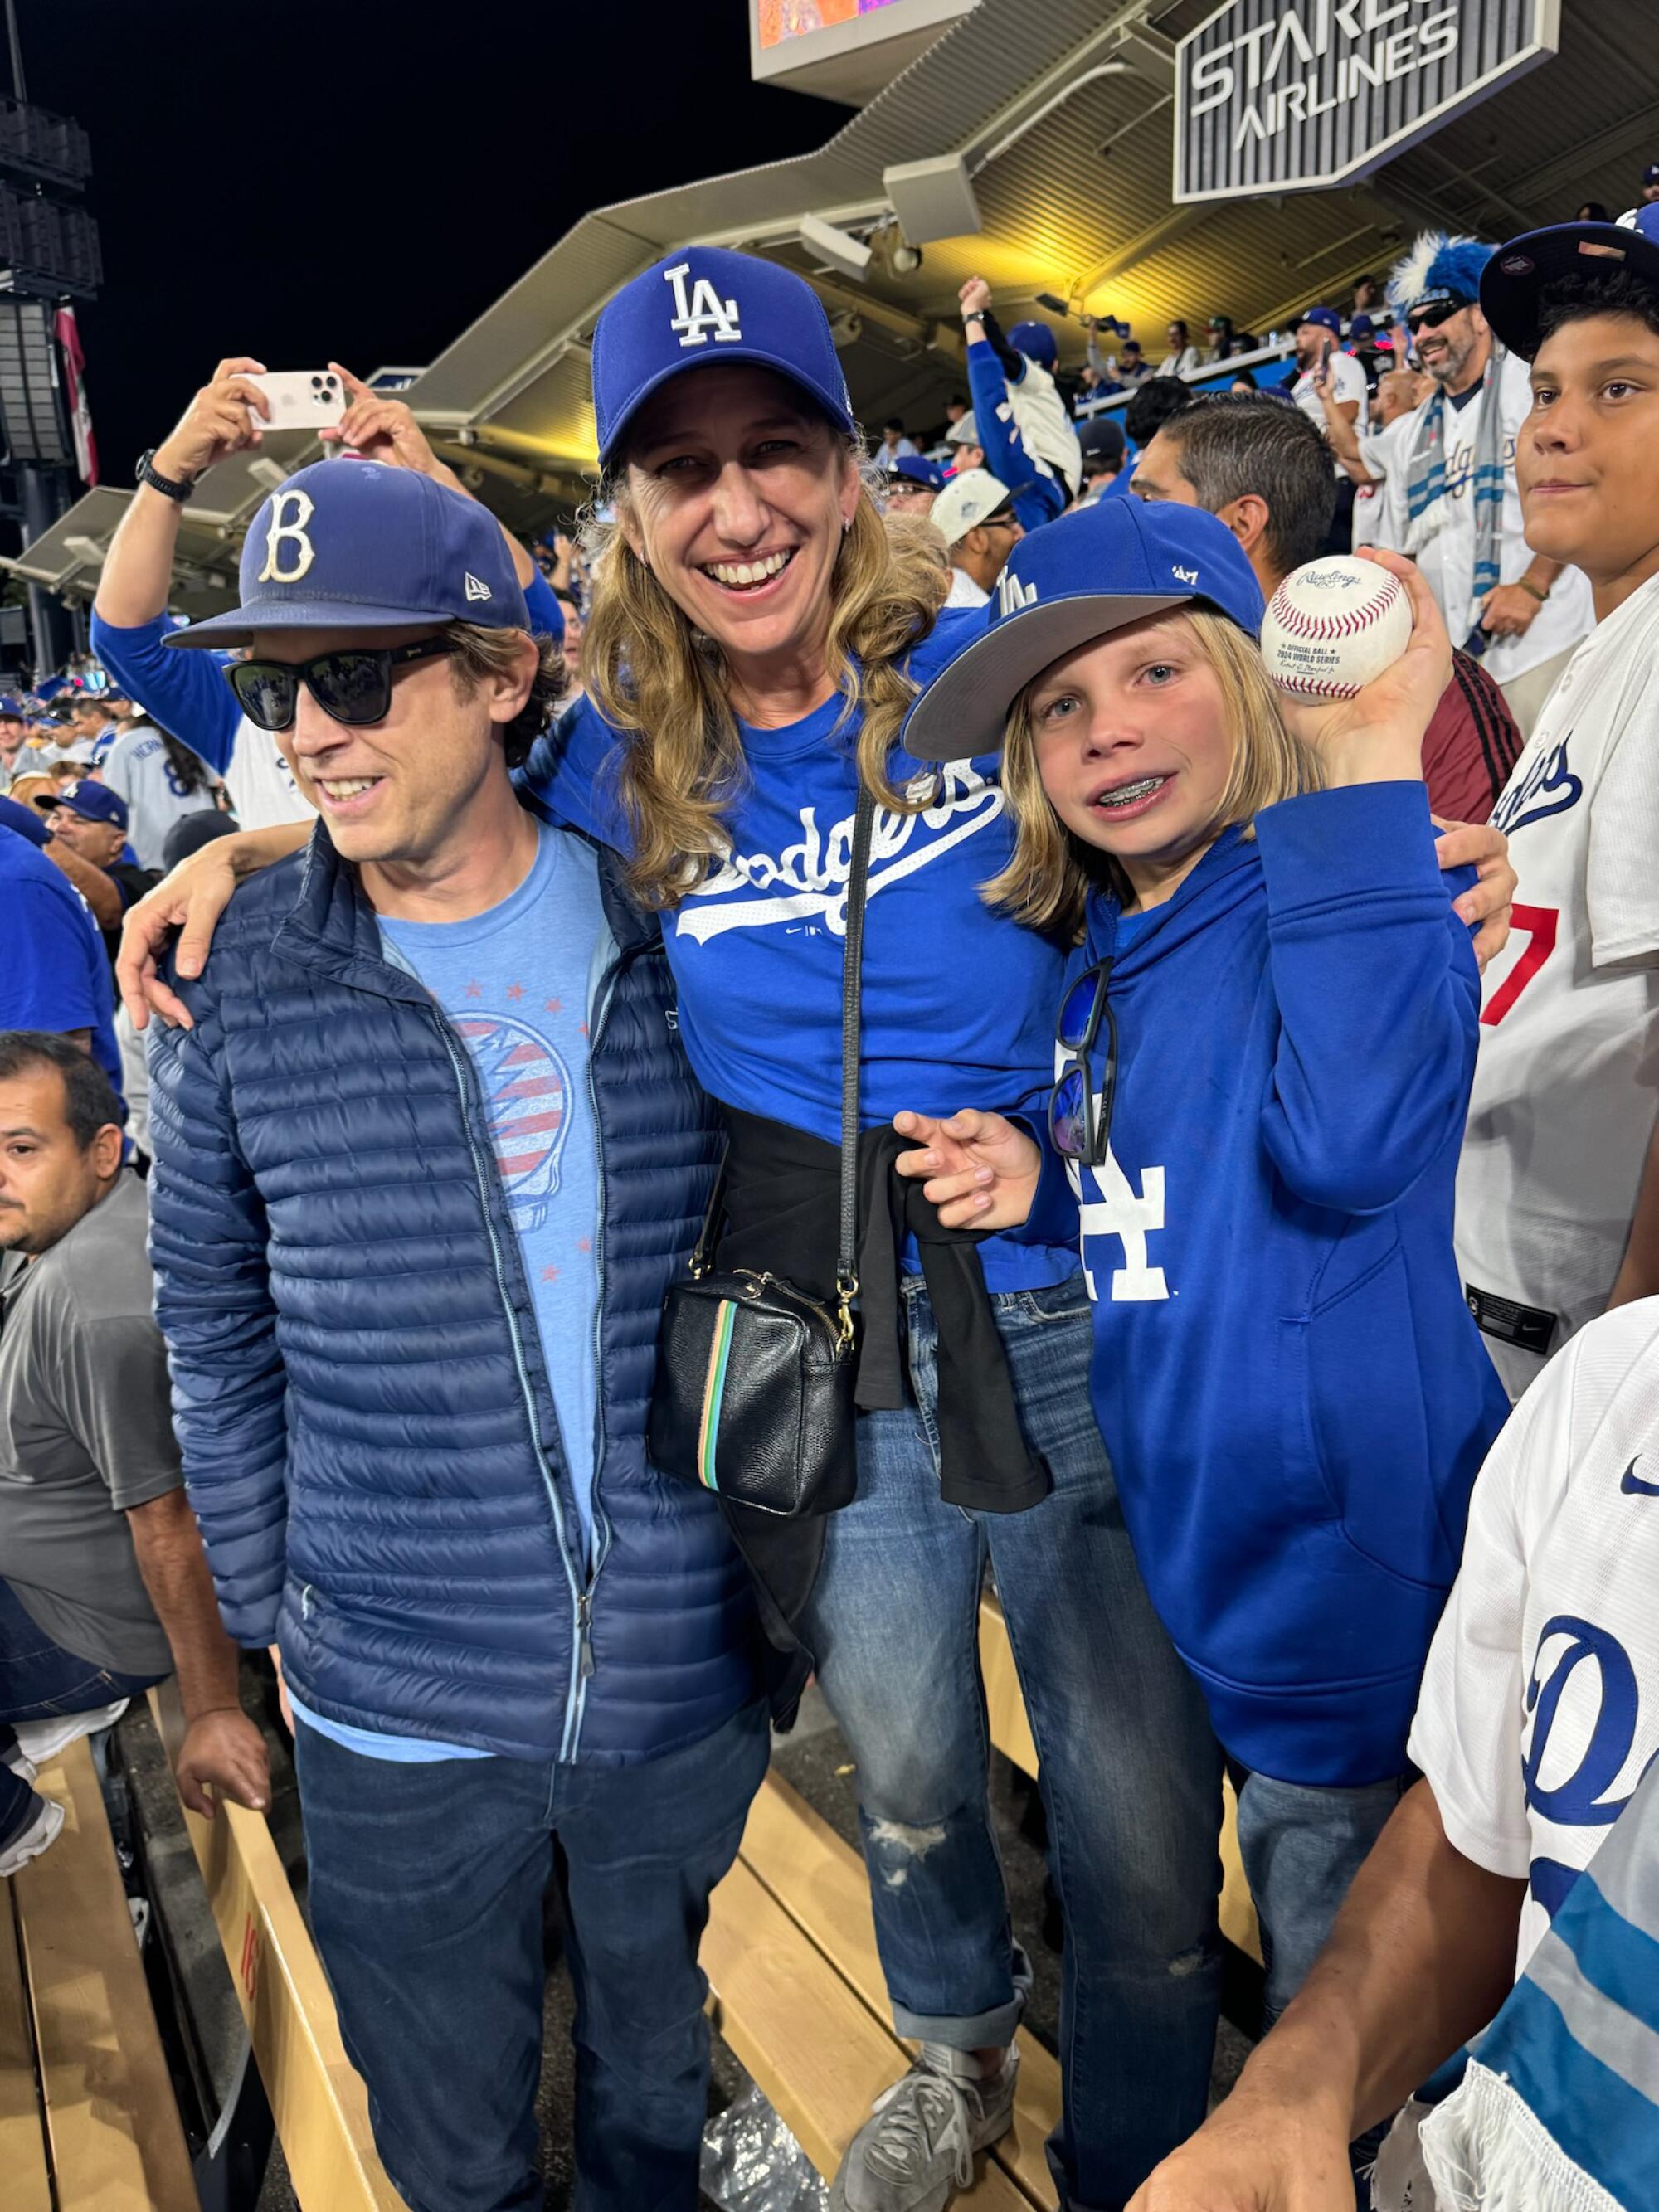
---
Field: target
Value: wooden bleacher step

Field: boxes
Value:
[0,1883,51,2212]
[12,1735,197,2209]
[146,1683,404,2212]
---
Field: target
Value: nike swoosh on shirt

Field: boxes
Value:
[1621,1458,1659,1497]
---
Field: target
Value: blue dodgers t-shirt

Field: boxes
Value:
[528,619,1075,1293]
[0,826,124,1105]
[288,821,606,1767]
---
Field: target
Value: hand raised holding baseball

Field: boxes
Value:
[1269,550,1449,790]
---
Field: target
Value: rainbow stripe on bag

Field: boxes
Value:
[697,1300,738,1490]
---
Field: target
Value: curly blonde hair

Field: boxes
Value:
[581,435,942,911]
[982,608,1322,938]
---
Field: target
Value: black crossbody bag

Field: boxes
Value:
[646,790,875,1519]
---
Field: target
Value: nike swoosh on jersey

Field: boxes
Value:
[1620,1457,1659,1497]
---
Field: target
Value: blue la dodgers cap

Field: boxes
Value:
[163,459,528,650]
[883,453,946,493]
[1007,319,1060,370]
[40,777,129,831]
[900,497,1264,764]
[1298,305,1344,336]
[592,246,857,469]
[1481,205,1659,360]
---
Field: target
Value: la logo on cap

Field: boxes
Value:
[664,261,742,349]
[997,571,1039,618]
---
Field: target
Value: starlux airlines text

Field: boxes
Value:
[1190,0,1460,151]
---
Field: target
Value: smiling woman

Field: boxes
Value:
[518,245,1230,2212]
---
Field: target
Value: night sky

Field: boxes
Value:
[18,2,841,479]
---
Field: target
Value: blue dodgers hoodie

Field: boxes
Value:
[1072,780,1511,1786]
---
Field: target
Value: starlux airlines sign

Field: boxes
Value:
[1174,0,1559,202]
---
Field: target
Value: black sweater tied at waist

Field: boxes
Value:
[718,1106,1050,1515]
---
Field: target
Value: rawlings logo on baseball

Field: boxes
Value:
[1260,556,1412,701]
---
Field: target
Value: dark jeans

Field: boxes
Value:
[292,1695,771,2212]
[797,1275,1224,2212]
[0,1574,163,1846]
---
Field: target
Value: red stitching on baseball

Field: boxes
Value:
[1268,571,1401,642]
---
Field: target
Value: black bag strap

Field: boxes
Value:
[835,787,877,1344]
[687,787,878,1324]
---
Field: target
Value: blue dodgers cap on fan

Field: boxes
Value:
[39,777,129,831]
[1298,305,1343,336]
[884,453,946,493]
[900,497,1263,764]
[163,459,529,649]
[591,246,857,469]
[1481,206,1659,360]
[1007,318,1060,370]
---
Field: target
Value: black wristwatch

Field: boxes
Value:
[136,447,196,503]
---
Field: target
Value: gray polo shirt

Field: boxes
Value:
[0,1170,180,1674]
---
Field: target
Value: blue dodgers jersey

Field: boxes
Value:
[527,613,1075,1292]
[289,824,606,1766]
[0,827,123,1105]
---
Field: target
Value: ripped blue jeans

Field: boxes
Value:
[798,1274,1224,2212]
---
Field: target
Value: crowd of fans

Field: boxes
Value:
[3,178,1659,2212]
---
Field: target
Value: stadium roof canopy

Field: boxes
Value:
[14,0,1652,610]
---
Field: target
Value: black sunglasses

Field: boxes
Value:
[1049,958,1117,1167]
[1407,302,1462,337]
[224,637,457,732]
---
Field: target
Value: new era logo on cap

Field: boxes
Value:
[464,573,492,603]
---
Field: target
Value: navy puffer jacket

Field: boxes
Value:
[147,824,758,1764]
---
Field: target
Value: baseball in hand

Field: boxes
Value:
[1260,557,1413,701]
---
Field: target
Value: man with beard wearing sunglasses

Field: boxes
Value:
[90,358,564,833]
[1316,235,1594,737]
[139,458,766,2212]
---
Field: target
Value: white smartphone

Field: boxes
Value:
[246,369,347,434]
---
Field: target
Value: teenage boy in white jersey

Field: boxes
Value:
[1318,232,1594,737]
[1457,207,1659,1400]
[1120,214,1659,2212]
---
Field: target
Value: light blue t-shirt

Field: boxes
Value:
[289,821,608,1764]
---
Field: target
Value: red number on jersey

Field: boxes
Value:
[1481,903,1559,1027]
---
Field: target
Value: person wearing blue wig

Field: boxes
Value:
[1313,231,1593,737]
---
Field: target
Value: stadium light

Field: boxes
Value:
[798,212,873,281]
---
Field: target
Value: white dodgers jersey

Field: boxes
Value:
[1409,1300,1659,1971]
[1456,570,1659,1399]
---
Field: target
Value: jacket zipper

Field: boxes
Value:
[431,1014,590,1763]
[566,955,622,1758]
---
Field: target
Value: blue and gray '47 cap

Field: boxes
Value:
[163,459,529,650]
[591,246,858,469]
[900,496,1264,764]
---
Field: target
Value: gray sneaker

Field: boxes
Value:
[0,1796,65,1879]
[830,2045,1018,2212]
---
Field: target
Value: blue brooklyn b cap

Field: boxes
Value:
[164,459,529,650]
[900,498,1265,765]
[592,246,857,469]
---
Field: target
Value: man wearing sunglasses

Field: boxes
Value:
[139,457,766,2212]
[1314,233,1593,737]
